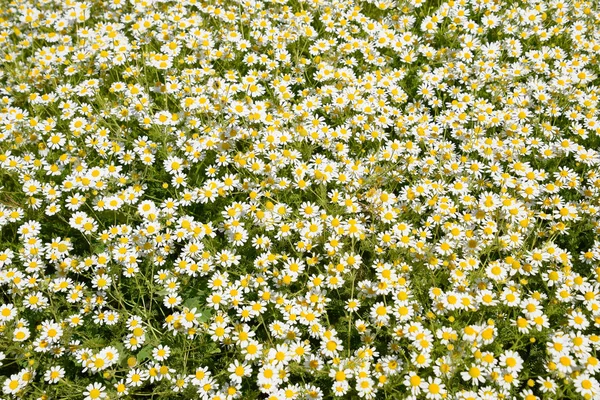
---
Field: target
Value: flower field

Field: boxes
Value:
[1,0,600,398]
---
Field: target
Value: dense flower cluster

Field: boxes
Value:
[1,0,600,398]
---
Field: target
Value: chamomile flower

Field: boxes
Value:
[83,382,107,400]
[43,365,65,384]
